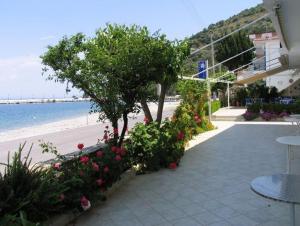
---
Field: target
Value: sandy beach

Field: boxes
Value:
[0,102,179,164]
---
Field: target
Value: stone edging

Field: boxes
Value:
[45,168,136,226]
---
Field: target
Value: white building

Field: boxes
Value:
[248,32,300,96]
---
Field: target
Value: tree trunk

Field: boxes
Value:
[118,112,128,147]
[156,84,167,125]
[141,98,153,122]
[111,119,118,146]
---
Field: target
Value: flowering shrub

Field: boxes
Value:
[243,110,259,121]
[126,98,213,173]
[260,112,273,121]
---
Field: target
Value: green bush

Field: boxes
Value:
[126,120,185,173]
[0,144,68,223]
[247,103,261,113]
[204,100,221,115]
[247,102,300,115]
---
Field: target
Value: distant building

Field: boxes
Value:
[249,32,300,96]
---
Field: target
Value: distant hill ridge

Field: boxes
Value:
[190,3,274,49]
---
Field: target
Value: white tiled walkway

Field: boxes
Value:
[73,121,298,226]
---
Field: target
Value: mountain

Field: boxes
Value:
[190,3,274,50]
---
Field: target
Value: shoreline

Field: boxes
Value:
[0,102,179,143]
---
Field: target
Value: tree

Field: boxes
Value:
[41,24,189,146]
[216,31,254,71]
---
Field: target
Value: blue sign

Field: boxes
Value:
[198,60,207,79]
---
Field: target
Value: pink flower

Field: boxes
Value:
[111,146,118,153]
[168,162,177,170]
[79,170,84,176]
[104,166,109,173]
[113,127,118,135]
[59,194,65,201]
[120,147,126,156]
[96,178,105,186]
[115,155,122,161]
[96,150,104,158]
[80,156,89,165]
[53,162,61,170]
[103,132,108,140]
[144,117,150,124]
[92,162,99,172]
[77,143,84,150]
[80,196,91,211]
[177,131,185,141]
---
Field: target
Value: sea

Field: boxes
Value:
[0,101,92,132]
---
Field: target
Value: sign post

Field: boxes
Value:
[206,60,212,121]
[198,60,207,79]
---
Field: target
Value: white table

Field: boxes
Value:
[285,115,300,134]
[251,174,300,226]
[276,136,300,173]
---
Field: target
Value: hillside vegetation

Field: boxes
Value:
[181,3,275,76]
[190,3,274,49]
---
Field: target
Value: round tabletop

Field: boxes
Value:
[284,117,300,123]
[290,114,300,119]
[251,174,300,204]
[276,136,300,146]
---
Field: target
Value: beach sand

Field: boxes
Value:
[0,102,179,164]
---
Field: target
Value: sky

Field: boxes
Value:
[0,0,262,99]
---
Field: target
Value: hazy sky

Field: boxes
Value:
[0,0,262,99]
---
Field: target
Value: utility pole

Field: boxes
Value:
[227,82,230,108]
[206,60,212,121]
[210,33,215,77]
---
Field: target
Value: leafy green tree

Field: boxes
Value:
[41,24,189,146]
[216,31,254,70]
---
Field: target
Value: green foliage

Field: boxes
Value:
[247,103,261,113]
[176,80,207,104]
[0,144,68,222]
[204,100,221,115]
[126,122,165,172]
[235,88,248,106]
[215,31,254,70]
[41,24,190,143]
[0,211,41,226]
[190,4,274,49]
[248,102,300,115]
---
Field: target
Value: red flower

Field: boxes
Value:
[59,194,65,201]
[96,178,105,186]
[168,162,177,170]
[115,155,122,161]
[80,156,89,165]
[77,143,84,150]
[53,162,61,170]
[120,147,126,156]
[96,150,104,158]
[104,166,109,173]
[92,162,99,172]
[79,170,84,176]
[80,196,91,210]
[177,131,185,141]
[113,127,118,135]
[144,117,150,124]
[111,146,118,153]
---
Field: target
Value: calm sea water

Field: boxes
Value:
[0,101,92,132]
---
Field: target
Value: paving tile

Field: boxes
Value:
[213,206,239,219]
[179,203,207,216]
[73,122,293,226]
[136,212,169,226]
[193,210,225,225]
[171,217,203,226]
[227,215,258,226]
